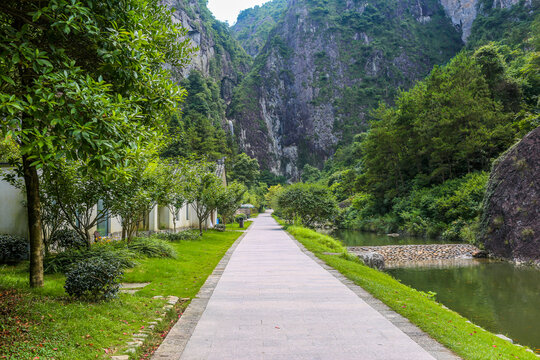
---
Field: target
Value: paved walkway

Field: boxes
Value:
[156,213,448,360]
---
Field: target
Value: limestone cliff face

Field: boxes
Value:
[164,0,250,102]
[231,0,463,178]
[480,127,540,263]
[438,0,531,41]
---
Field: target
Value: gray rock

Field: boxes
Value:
[357,252,385,270]
[495,334,513,343]
[480,127,540,262]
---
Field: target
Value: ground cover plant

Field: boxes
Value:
[0,229,243,359]
[275,216,538,360]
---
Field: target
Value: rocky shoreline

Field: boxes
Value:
[348,244,483,269]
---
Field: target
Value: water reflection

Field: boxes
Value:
[388,261,540,350]
[323,229,458,247]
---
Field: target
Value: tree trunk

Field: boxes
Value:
[85,228,92,248]
[22,155,44,288]
[199,220,203,236]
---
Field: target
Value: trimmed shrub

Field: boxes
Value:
[128,238,176,258]
[64,257,123,301]
[0,234,29,264]
[235,213,247,223]
[44,247,137,274]
[155,230,200,242]
[51,229,86,249]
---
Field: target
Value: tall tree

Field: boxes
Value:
[0,0,192,286]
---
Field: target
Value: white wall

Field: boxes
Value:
[0,171,28,238]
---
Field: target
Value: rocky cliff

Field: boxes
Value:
[165,0,251,103]
[232,0,288,57]
[230,0,463,178]
[479,127,540,263]
[439,0,534,41]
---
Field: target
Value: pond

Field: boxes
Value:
[324,229,458,246]
[328,230,540,351]
[387,261,540,351]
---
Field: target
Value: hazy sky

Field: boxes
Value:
[207,0,271,25]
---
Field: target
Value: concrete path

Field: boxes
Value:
[158,213,448,360]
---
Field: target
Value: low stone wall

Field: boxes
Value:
[349,244,481,269]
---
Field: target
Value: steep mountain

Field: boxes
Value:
[232,0,289,57]
[161,0,253,160]
[165,0,252,103]
[230,0,464,178]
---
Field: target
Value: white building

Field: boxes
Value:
[0,160,227,239]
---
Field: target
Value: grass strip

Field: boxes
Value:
[277,218,537,360]
[0,230,243,360]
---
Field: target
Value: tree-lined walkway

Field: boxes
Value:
[156,212,443,359]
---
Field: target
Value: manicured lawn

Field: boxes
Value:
[279,220,537,360]
[0,230,243,360]
[225,221,253,231]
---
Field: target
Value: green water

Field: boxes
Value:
[388,261,540,350]
[326,229,457,246]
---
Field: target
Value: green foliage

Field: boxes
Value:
[127,238,177,259]
[162,71,233,160]
[50,229,86,250]
[42,162,109,248]
[285,224,346,254]
[235,213,248,223]
[228,153,260,186]
[232,0,288,57]
[361,52,515,205]
[217,182,247,224]
[154,230,200,242]
[64,258,123,301]
[44,246,137,274]
[183,160,226,235]
[0,235,29,264]
[467,1,540,50]
[301,164,322,183]
[107,160,162,241]
[277,183,338,227]
[0,0,191,172]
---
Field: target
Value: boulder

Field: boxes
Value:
[357,252,385,270]
[479,127,540,261]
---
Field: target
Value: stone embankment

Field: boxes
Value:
[349,244,482,269]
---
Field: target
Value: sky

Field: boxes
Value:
[207,0,271,25]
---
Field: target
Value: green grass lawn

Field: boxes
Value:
[0,230,243,360]
[225,221,253,231]
[279,220,538,360]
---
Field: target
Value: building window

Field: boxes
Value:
[186,205,189,220]
[96,199,109,236]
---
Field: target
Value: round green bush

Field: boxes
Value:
[51,229,86,249]
[0,234,29,264]
[235,213,247,223]
[64,257,123,301]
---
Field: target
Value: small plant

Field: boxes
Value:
[0,235,29,264]
[64,258,123,301]
[50,229,86,250]
[128,237,176,258]
[235,213,247,223]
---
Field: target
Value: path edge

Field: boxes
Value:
[151,228,250,360]
[283,228,462,360]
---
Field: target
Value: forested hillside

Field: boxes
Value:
[232,0,288,57]
[230,0,464,177]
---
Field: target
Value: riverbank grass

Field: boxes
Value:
[0,230,243,360]
[277,218,537,360]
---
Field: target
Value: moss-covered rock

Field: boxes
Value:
[479,127,540,262]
